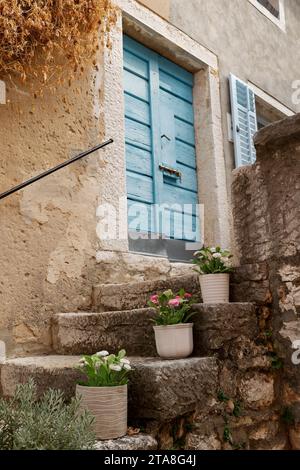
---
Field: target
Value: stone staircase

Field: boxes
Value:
[0,274,257,450]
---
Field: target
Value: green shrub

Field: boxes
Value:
[0,379,96,450]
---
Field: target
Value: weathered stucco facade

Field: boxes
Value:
[0,0,299,356]
[0,63,106,354]
[139,0,300,180]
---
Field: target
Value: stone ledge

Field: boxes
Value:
[254,114,300,151]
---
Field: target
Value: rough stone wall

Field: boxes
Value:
[232,113,300,449]
[128,304,285,450]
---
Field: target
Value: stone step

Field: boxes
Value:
[52,308,157,356]
[92,274,200,312]
[52,303,256,356]
[0,355,218,421]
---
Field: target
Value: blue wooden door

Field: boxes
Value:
[123,36,199,242]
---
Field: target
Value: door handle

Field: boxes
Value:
[159,164,182,180]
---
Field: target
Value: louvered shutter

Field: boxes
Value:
[229,74,258,167]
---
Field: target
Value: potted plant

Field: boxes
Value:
[193,246,233,303]
[76,349,132,440]
[148,289,195,359]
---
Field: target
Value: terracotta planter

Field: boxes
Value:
[153,323,193,359]
[76,384,127,440]
[199,273,230,303]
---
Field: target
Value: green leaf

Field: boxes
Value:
[118,349,126,360]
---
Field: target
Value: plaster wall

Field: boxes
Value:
[139,0,300,185]
[137,0,170,19]
[0,52,108,354]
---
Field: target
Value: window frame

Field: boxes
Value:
[228,75,295,168]
[248,0,286,31]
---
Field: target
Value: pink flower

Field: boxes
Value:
[168,298,181,307]
[150,294,159,304]
[184,293,192,299]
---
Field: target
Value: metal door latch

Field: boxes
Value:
[159,164,182,180]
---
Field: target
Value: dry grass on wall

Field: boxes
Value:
[0,0,117,90]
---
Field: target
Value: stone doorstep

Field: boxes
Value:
[92,274,201,312]
[0,355,218,422]
[52,302,256,356]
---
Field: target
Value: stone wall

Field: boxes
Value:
[232,113,300,449]
[124,303,285,450]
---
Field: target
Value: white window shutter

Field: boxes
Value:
[229,74,258,167]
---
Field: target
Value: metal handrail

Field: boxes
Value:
[0,138,113,201]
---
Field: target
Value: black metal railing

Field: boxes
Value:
[0,139,113,201]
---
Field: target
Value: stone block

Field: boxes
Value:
[239,373,274,410]
[53,308,157,356]
[289,424,300,450]
[92,275,200,312]
[232,263,269,282]
[128,357,219,421]
[231,280,272,305]
[0,356,83,400]
[185,431,221,450]
[192,303,257,355]
[95,433,157,450]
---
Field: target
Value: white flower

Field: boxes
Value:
[212,252,222,258]
[123,363,132,371]
[78,358,88,366]
[210,247,216,253]
[109,364,122,372]
[96,351,109,357]
[120,358,130,365]
[222,257,231,267]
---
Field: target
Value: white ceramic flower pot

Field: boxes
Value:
[199,273,230,303]
[153,323,194,359]
[76,384,127,440]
